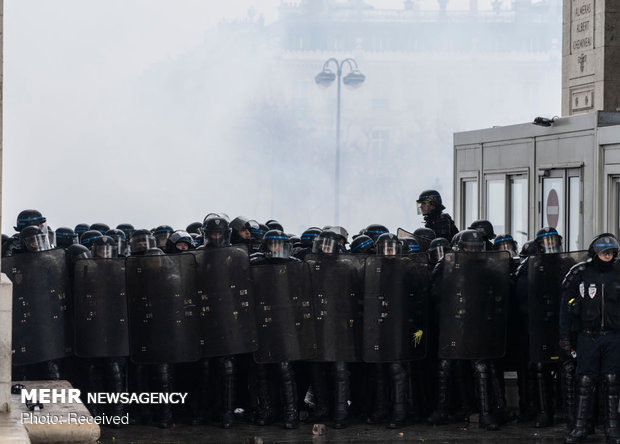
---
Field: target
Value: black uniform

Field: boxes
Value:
[560,234,620,444]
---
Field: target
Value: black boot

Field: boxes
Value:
[85,360,103,417]
[428,359,451,425]
[489,361,514,425]
[190,359,210,425]
[517,362,535,422]
[367,364,389,424]
[154,363,173,429]
[474,360,498,431]
[255,363,275,426]
[534,362,553,428]
[562,359,576,429]
[332,361,349,429]
[106,358,126,428]
[565,374,594,444]
[47,359,62,380]
[604,374,620,444]
[221,357,235,429]
[388,362,408,428]
[280,362,299,429]
[307,363,329,422]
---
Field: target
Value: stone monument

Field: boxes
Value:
[563,0,620,115]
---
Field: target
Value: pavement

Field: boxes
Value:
[98,417,600,443]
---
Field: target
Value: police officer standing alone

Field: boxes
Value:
[561,234,620,444]
[416,190,459,241]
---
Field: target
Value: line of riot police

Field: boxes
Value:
[4,198,620,444]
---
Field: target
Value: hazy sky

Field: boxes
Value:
[3,0,554,236]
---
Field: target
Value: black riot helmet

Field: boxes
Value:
[300,227,322,247]
[519,240,537,258]
[265,219,284,232]
[376,233,402,256]
[20,225,51,252]
[416,189,445,215]
[451,230,465,251]
[202,215,231,248]
[230,216,256,244]
[89,223,110,235]
[91,235,117,259]
[494,233,518,255]
[74,223,90,238]
[328,226,349,246]
[588,233,620,258]
[413,227,436,252]
[105,229,128,257]
[468,220,496,241]
[153,225,174,249]
[116,223,135,239]
[66,244,91,261]
[262,229,291,259]
[350,234,375,254]
[458,229,485,252]
[15,209,47,232]
[80,230,103,249]
[55,227,78,248]
[130,229,157,255]
[250,223,269,252]
[166,230,194,253]
[429,237,450,263]
[401,238,420,255]
[313,230,341,255]
[186,222,203,235]
[364,224,389,242]
[535,227,562,254]
[288,234,301,247]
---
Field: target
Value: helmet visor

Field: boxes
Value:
[496,241,517,255]
[206,230,231,248]
[314,237,337,254]
[540,235,561,254]
[429,245,446,263]
[592,236,620,256]
[266,238,291,259]
[377,240,401,256]
[24,233,51,252]
[154,231,171,248]
[130,234,156,253]
[461,242,484,253]
[92,244,117,259]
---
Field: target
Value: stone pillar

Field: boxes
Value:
[562,0,620,115]
[0,0,9,414]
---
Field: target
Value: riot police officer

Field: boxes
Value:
[561,234,620,444]
[416,190,458,241]
[250,230,301,429]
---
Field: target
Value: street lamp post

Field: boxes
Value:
[315,58,365,225]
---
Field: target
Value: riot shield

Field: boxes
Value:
[528,251,588,363]
[3,249,71,365]
[251,261,316,363]
[194,247,258,357]
[303,253,364,362]
[73,257,129,357]
[438,251,510,360]
[363,254,429,363]
[125,253,201,364]
[397,228,414,239]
